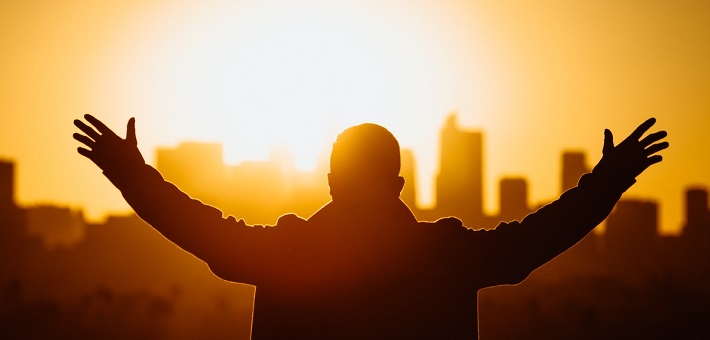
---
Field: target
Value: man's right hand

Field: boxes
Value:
[73,114,145,173]
[592,117,669,181]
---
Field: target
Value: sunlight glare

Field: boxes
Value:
[101,0,501,207]
[151,1,448,171]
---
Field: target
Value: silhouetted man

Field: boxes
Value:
[73,115,667,339]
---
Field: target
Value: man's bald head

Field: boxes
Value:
[328,123,404,201]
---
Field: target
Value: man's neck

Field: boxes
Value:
[309,198,417,225]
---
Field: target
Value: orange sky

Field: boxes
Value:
[2,0,708,234]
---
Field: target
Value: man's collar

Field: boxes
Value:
[308,198,417,225]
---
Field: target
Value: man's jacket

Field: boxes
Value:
[105,163,633,339]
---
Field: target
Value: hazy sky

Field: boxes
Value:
[2,0,708,234]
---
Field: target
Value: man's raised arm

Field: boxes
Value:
[72,115,260,272]
[476,118,669,286]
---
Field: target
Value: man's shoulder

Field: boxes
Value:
[415,217,496,246]
[411,217,470,241]
[275,213,308,227]
[430,217,465,227]
[417,217,467,231]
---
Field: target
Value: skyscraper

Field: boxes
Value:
[605,199,659,272]
[155,142,225,198]
[499,177,528,222]
[683,187,710,239]
[0,160,14,212]
[561,151,588,193]
[0,160,23,245]
[436,115,484,225]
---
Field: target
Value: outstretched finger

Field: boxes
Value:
[74,119,100,140]
[646,154,663,167]
[84,114,116,137]
[637,155,664,175]
[640,130,667,147]
[73,133,95,148]
[629,117,657,141]
[77,147,95,161]
[126,117,137,146]
[603,129,614,155]
[644,141,669,156]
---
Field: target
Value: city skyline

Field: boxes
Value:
[2,1,708,337]
[1,120,707,338]
[2,0,709,240]
[2,114,702,236]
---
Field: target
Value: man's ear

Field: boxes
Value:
[395,176,405,195]
[327,173,337,197]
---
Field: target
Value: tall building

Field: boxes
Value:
[0,159,25,255]
[221,151,294,224]
[605,199,659,272]
[0,160,14,212]
[25,205,84,249]
[498,177,528,222]
[155,142,225,198]
[436,115,484,224]
[561,151,588,193]
[683,187,710,239]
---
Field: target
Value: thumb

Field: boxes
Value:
[126,117,137,146]
[603,129,614,155]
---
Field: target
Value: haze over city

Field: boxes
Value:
[1,114,707,338]
[1,1,709,337]
[2,0,709,235]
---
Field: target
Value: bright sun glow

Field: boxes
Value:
[158,1,455,167]
[99,0,502,207]
[3,0,702,232]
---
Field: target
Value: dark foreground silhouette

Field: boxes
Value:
[73,115,667,339]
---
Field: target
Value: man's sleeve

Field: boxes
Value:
[102,162,300,285]
[468,171,635,287]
